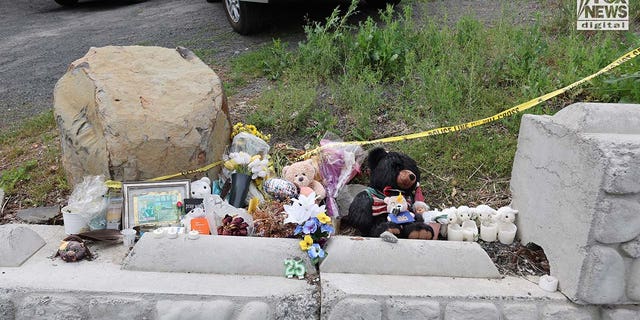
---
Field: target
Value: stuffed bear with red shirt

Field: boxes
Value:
[342,147,433,240]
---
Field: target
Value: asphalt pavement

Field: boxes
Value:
[0,0,310,130]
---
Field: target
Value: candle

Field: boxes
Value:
[498,222,517,245]
[480,223,498,242]
[461,221,478,242]
[448,224,464,241]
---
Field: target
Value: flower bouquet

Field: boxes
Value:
[223,151,270,208]
[284,191,334,265]
[318,133,365,217]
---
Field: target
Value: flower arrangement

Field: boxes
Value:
[284,191,334,265]
[296,213,334,265]
[224,152,270,179]
[232,122,271,143]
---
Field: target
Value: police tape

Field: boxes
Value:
[106,45,640,188]
[105,160,224,189]
[299,45,640,159]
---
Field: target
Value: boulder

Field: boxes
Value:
[53,46,231,185]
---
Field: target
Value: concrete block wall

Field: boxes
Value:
[511,103,640,305]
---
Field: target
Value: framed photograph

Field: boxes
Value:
[122,180,191,229]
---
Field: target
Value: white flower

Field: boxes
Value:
[248,157,269,180]
[283,192,326,225]
[229,152,251,165]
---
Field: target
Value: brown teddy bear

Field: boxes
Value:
[282,159,326,201]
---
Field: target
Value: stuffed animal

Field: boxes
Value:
[443,207,460,225]
[456,205,473,223]
[344,147,433,240]
[190,177,212,199]
[474,204,498,224]
[384,194,415,224]
[495,206,518,224]
[282,159,326,201]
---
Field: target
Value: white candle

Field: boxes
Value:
[498,222,517,245]
[480,223,498,242]
[462,220,478,241]
[448,224,464,241]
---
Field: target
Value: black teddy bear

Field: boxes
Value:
[343,147,434,240]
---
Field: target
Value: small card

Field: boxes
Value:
[388,211,415,224]
[184,198,204,214]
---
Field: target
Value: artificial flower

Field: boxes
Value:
[307,243,325,259]
[299,235,313,251]
[302,218,318,234]
[248,156,270,180]
[317,212,331,224]
[320,224,335,235]
[283,192,325,224]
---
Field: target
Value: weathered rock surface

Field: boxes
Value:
[53,46,230,185]
[16,206,60,224]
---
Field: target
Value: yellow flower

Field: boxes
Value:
[317,213,331,224]
[250,154,261,162]
[224,159,237,170]
[299,235,313,251]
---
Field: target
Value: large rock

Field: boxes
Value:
[54,46,231,185]
[511,102,640,305]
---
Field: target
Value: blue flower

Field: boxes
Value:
[320,224,334,235]
[294,224,303,236]
[307,243,325,259]
[302,219,318,234]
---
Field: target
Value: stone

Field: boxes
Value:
[328,298,381,320]
[237,301,273,320]
[53,46,231,185]
[16,206,60,224]
[502,304,538,320]
[511,102,640,304]
[87,297,153,320]
[16,295,85,319]
[320,236,500,278]
[540,304,595,320]
[593,196,640,244]
[625,259,640,300]
[386,299,439,320]
[0,297,15,320]
[156,300,234,320]
[0,225,45,267]
[578,245,625,304]
[335,184,366,217]
[444,301,499,320]
[620,236,640,258]
[601,307,640,320]
[123,233,317,276]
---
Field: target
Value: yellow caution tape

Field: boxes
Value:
[105,160,224,189]
[300,45,640,159]
[106,45,640,187]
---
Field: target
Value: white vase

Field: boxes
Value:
[480,222,498,242]
[448,224,464,241]
[498,222,517,245]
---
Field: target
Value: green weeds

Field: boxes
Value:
[230,0,640,206]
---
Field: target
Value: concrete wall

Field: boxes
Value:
[511,103,640,305]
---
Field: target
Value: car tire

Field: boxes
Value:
[366,0,400,9]
[222,0,262,35]
[54,0,79,6]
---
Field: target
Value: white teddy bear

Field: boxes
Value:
[190,177,212,199]
[474,204,498,224]
[442,207,460,225]
[495,206,518,224]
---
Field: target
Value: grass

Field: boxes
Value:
[1,0,639,217]
[0,111,69,218]
[230,0,640,207]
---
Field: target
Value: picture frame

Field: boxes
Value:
[122,180,191,230]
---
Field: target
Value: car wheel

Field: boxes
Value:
[222,0,262,35]
[54,0,79,6]
[366,0,400,9]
